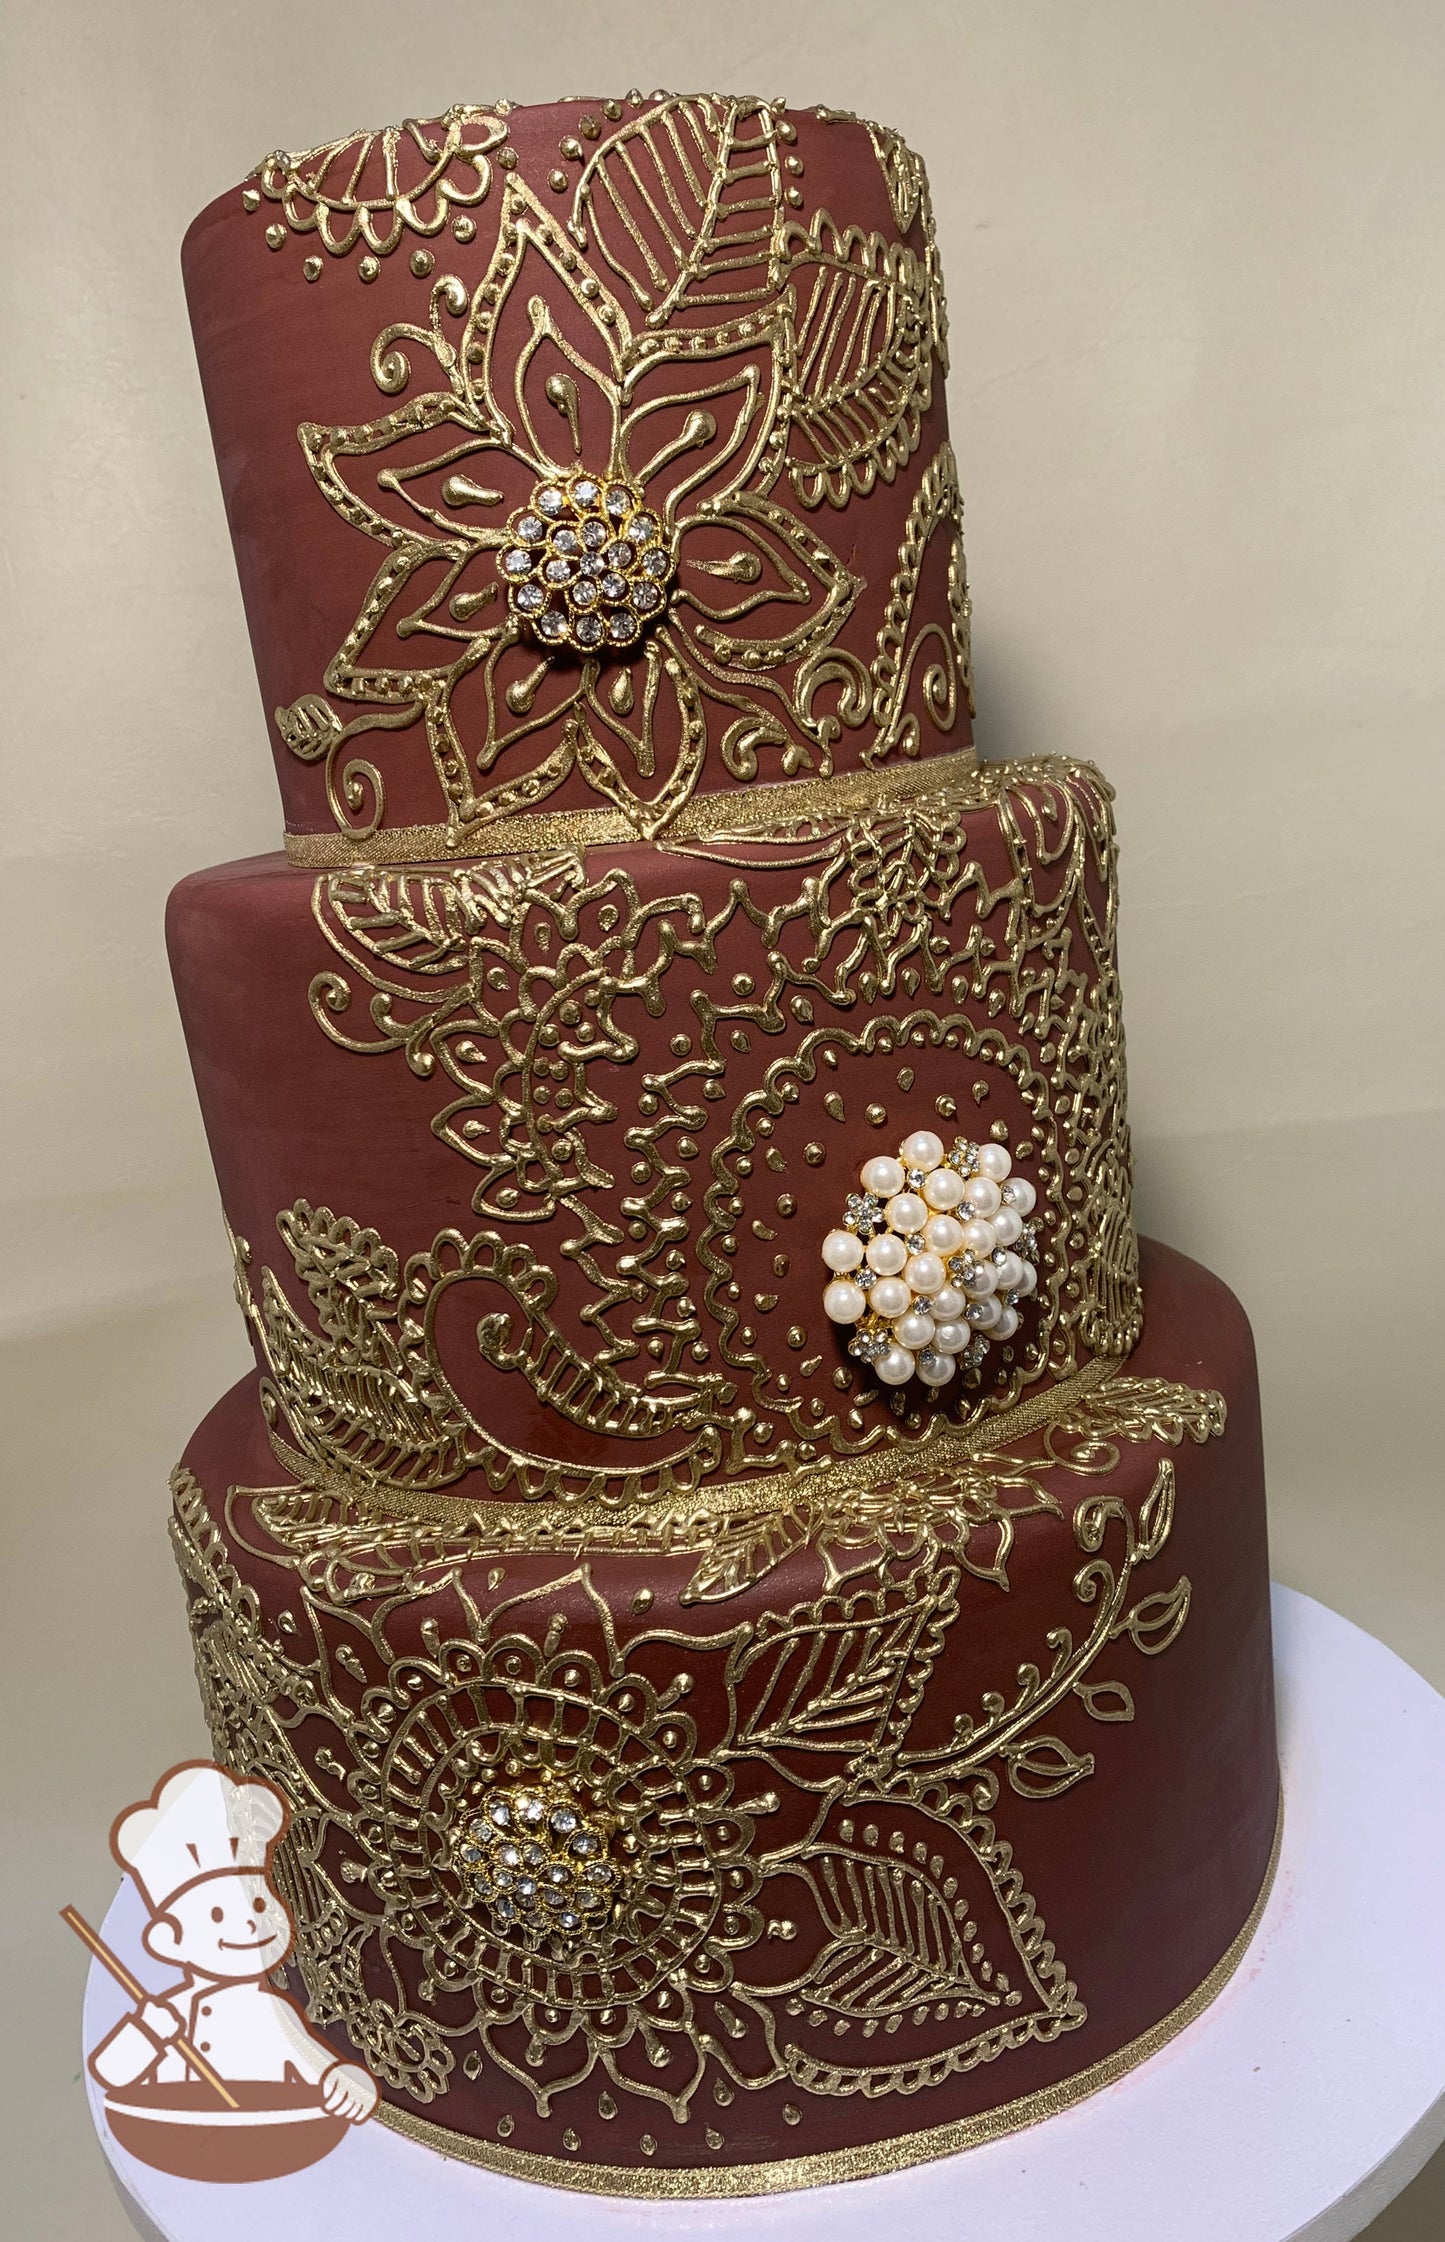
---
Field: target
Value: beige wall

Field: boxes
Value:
[3,3,1441,2233]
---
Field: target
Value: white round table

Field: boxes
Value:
[85,1586,1445,2242]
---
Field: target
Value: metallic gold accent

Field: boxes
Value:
[569,96,783,326]
[372,1795,1282,2195]
[869,446,972,758]
[230,1207,729,1511]
[272,108,965,853]
[255,108,508,261]
[282,748,978,865]
[266,764,1139,1505]
[780,206,934,508]
[212,1354,1218,1595]
[170,1374,1238,2174]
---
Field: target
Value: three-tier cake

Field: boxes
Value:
[167,93,1279,2193]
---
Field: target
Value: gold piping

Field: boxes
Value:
[374,1788,1284,2195]
[258,1353,1121,1534]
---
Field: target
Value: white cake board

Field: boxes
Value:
[82,1585,1445,2242]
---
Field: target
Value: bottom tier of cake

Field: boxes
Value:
[169,1237,1278,2195]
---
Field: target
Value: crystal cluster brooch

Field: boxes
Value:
[820,1130,1038,1388]
[452,1771,625,1947]
[500,472,676,653]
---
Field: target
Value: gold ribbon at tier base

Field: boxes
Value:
[283,748,982,867]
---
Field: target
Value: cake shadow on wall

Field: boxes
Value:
[161,91,1279,2193]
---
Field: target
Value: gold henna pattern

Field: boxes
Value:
[868,445,973,755]
[170,1365,1217,2145]
[566,96,786,324]
[780,211,937,510]
[225,1369,1220,1605]
[274,763,1137,1508]
[253,107,511,262]
[233,1210,728,1509]
[175,96,1221,2192]
[261,98,968,850]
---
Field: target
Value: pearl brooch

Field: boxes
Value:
[822,1128,1039,1387]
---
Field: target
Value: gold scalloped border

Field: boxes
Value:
[375,1786,1283,2197]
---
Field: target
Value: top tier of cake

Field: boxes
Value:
[181,95,970,860]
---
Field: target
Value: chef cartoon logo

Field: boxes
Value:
[63,1761,377,2183]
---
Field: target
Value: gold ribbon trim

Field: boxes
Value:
[283,748,981,867]
[376,1789,1284,2196]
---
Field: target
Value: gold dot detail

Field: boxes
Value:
[548,167,568,192]
[803,1142,825,1166]
[265,224,285,250]
[410,249,434,277]
[358,255,380,283]
[302,256,322,282]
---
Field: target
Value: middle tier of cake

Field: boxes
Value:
[166,757,1141,1520]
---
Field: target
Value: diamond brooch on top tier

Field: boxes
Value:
[820,1130,1039,1388]
[500,473,677,654]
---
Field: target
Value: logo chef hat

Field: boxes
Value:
[111,1763,286,1913]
